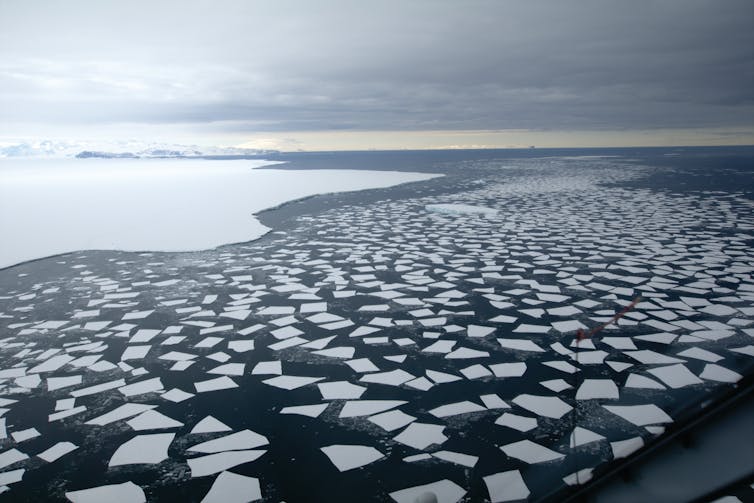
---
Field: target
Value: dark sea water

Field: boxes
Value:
[0,147,753,502]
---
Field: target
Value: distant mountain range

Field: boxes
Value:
[0,140,277,159]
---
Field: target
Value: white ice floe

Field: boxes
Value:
[108,433,174,466]
[647,364,703,389]
[126,410,184,431]
[489,363,527,378]
[194,376,238,393]
[339,400,407,418]
[280,404,329,418]
[188,450,266,477]
[368,410,417,431]
[575,379,620,400]
[428,401,486,418]
[426,204,498,216]
[188,430,268,453]
[201,471,261,503]
[0,158,441,268]
[569,427,606,447]
[512,394,572,419]
[318,381,366,400]
[262,375,324,390]
[611,436,644,459]
[603,404,673,426]
[495,413,537,432]
[65,481,146,503]
[389,479,466,503]
[483,470,530,503]
[38,442,78,462]
[700,363,742,383]
[320,444,384,472]
[86,403,157,426]
[393,422,447,450]
[432,450,478,468]
[500,439,564,464]
[191,416,232,434]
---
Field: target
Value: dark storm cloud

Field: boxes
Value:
[1,0,752,132]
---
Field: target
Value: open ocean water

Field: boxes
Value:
[0,147,753,502]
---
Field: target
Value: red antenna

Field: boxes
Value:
[576,297,642,342]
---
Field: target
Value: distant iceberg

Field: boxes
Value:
[426,203,498,216]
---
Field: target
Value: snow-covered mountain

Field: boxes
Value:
[0,140,277,158]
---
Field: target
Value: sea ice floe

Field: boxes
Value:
[108,433,174,467]
[188,450,267,477]
[500,439,564,464]
[320,444,384,472]
[389,479,466,503]
[200,471,262,503]
[483,470,530,503]
[65,481,146,503]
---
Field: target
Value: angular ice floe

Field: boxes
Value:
[393,422,447,450]
[127,410,184,431]
[603,404,673,426]
[70,378,126,397]
[700,363,742,383]
[189,430,268,453]
[497,338,544,352]
[500,439,564,464]
[188,450,266,478]
[489,362,527,378]
[318,381,366,400]
[281,404,329,418]
[624,374,666,389]
[339,400,407,418]
[86,403,158,426]
[495,413,537,432]
[191,416,232,434]
[38,441,78,463]
[11,428,40,442]
[429,401,486,418]
[483,470,530,503]
[647,364,703,389]
[512,394,572,419]
[109,433,174,467]
[119,377,164,397]
[263,375,324,390]
[65,481,146,503]
[576,379,619,400]
[426,203,498,216]
[432,450,478,468]
[611,436,644,459]
[195,376,238,393]
[359,369,414,386]
[161,388,195,402]
[388,479,466,503]
[480,394,509,409]
[201,471,262,503]
[368,410,416,431]
[569,426,606,447]
[320,444,384,472]
[0,448,28,470]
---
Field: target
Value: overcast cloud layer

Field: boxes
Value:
[1,0,752,142]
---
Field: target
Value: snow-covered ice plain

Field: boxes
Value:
[0,158,440,269]
[0,148,753,501]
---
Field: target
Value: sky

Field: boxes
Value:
[1,0,753,151]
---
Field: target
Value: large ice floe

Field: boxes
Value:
[0,154,752,501]
[0,158,440,268]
